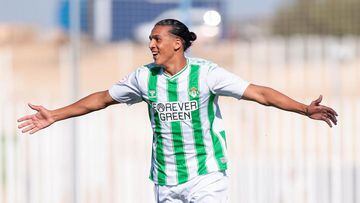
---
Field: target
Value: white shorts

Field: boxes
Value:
[154,171,229,203]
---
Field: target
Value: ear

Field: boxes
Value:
[173,38,183,51]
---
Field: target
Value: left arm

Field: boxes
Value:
[242,84,338,127]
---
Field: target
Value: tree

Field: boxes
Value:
[272,0,360,36]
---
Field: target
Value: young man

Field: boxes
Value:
[18,19,338,202]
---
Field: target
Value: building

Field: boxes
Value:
[58,0,222,42]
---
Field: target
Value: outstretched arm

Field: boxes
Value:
[17,90,118,134]
[242,84,338,127]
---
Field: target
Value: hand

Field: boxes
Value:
[306,95,338,127]
[17,103,55,134]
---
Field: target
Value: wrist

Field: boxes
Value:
[304,105,310,117]
[49,109,58,123]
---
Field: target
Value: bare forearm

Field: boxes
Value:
[51,91,114,122]
[260,87,308,115]
[243,85,308,116]
[243,84,338,127]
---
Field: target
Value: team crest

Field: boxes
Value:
[149,90,156,98]
[189,87,199,98]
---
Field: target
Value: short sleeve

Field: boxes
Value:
[206,66,250,99]
[108,70,143,105]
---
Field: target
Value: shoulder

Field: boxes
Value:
[187,57,219,71]
[130,63,160,78]
[135,64,151,74]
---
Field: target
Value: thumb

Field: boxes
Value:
[28,103,41,111]
[313,95,322,105]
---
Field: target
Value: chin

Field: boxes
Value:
[154,59,163,66]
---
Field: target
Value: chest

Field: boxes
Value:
[146,77,210,123]
[147,75,210,103]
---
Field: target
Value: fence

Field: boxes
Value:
[1,36,360,203]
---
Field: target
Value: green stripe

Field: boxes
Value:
[219,130,227,148]
[167,79,189,184]
[148,68,166,185]
[147,103,154,181]
[189,65,208,175]
[208,94,227,170]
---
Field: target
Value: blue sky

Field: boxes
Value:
[0,0,285,29]
[0,0,58,28]
[226,0,284,19]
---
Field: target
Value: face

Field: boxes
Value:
[149,25,182,65]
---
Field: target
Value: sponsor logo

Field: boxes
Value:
[151,101,198,122]
[149,90,156,99]
[189,87,199,98]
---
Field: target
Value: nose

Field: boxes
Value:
[149,39,155,50]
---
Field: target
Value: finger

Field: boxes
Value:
[29,128,40,134]
[22,124,35,133]
[318,106,338,119]
[321,115,332,127]
[17,115,34,122]
[321,107,338,123]
[326,112,337,125]
[322,106,338,116]
[325,109,338,121]
[28,103,41,111]
[18,120,33,129]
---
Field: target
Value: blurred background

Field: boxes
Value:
[0,0,359,202]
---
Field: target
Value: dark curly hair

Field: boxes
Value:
[155,19,197,51]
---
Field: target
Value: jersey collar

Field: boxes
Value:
[163,58,189,80]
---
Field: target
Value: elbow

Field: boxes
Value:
[95,98,109,110]
[85,103,107,112]
[96,103,107,110]
[88,91,111,111]
[255,95,271,106]
[245,85,274,106]
[257,91,268,106]
[259,87,275,106]
[262,101,271,106]
[260,99,271,106]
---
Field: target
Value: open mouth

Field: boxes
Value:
[152,52,159,59]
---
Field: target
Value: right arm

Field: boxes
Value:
[17,90,118,134]
[52,90,117,121]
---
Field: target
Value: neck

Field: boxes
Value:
[163,55,187,76]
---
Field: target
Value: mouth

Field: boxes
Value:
[152,52,159,60]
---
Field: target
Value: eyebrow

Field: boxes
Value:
[149,35,160,40]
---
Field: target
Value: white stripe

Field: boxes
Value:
[157,76,177,185]
[149,109,158,183]
[179,69,199,181]
[198,68,219,172]
[212,98,228,160]
[146,71,158,183]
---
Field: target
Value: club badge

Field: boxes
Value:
[189,87,199,98]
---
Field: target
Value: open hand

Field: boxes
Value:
[306,95,338,127]
[17,103,55,134]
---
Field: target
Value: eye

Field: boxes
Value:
[149,36,160,42]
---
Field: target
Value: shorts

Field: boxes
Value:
[154,171,229,203]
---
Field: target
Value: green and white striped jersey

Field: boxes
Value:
[109,57,249,186]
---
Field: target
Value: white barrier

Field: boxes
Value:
[1,37,359,203]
